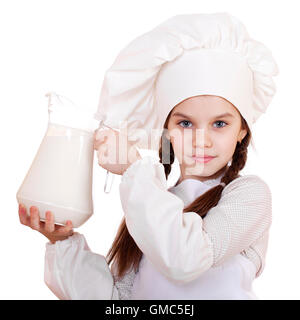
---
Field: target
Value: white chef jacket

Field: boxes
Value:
[130,177,257,299]
[44,156,272,300]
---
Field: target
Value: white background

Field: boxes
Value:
[1,0,299,300]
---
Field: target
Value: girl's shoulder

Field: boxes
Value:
[222,174,272,200]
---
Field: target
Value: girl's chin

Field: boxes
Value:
[182,163,207,176]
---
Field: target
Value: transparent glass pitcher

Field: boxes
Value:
[16,92,114,228]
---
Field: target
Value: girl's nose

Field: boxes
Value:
[192,128,212,148]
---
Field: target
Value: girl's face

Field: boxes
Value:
[166,95,247,183]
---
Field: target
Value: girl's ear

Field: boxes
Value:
[238,128,247,143]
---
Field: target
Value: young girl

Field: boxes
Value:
[18,12,278,300]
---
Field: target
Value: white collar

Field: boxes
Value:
[168,171,226,207]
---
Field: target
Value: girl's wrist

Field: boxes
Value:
[45,232,74,245]
[122,152,142,175]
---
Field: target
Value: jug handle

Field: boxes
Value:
[97,120,118,194]
[104,170,114,193]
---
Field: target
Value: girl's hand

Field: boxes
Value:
[18,204,74,244]
[93,128,141,175]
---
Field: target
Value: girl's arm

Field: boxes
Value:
[44,232,137,300]
[44,232,120,300]
[119,156,272,285]
[18,205,132,299]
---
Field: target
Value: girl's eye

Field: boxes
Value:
[213,120,227,128]
[178,120,227,128]
[178,120,192,128]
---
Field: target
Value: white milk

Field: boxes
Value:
[17,124,94,228]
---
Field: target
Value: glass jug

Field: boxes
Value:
[16,92,113,228]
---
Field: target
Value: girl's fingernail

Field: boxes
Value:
[30,206,38,214]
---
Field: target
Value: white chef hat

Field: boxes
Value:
[94,12,279,151]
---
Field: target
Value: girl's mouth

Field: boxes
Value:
[191,156,215,163]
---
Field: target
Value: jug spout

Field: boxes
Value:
[45,91,67,112]
[45,91,99,133]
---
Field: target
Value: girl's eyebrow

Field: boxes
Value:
[172,112,235,119]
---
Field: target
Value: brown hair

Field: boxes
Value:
[105,111,251,279]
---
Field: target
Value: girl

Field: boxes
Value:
[18,12,278,299]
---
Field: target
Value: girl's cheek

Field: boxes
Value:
[171,143,183,163]
[183,133,193,153]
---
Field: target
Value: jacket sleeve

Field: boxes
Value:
[119,156,272,284]
[44,232,119,300]
[202,173,272,276]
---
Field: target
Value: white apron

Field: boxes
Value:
[131,252,258,300]
[130,173,259,300]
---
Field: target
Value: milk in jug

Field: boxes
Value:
[16,92,99,227]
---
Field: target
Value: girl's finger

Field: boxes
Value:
[95,128,112,143]
[29,206,40,231]
[44,211,55,233]
[18,204,29,226]
[57,220,73,235]
[94,138,104,151]
[93,129,97,140]
[95,128,106,140]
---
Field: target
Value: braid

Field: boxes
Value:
[159,129,175,177]
[221,137,249,185]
